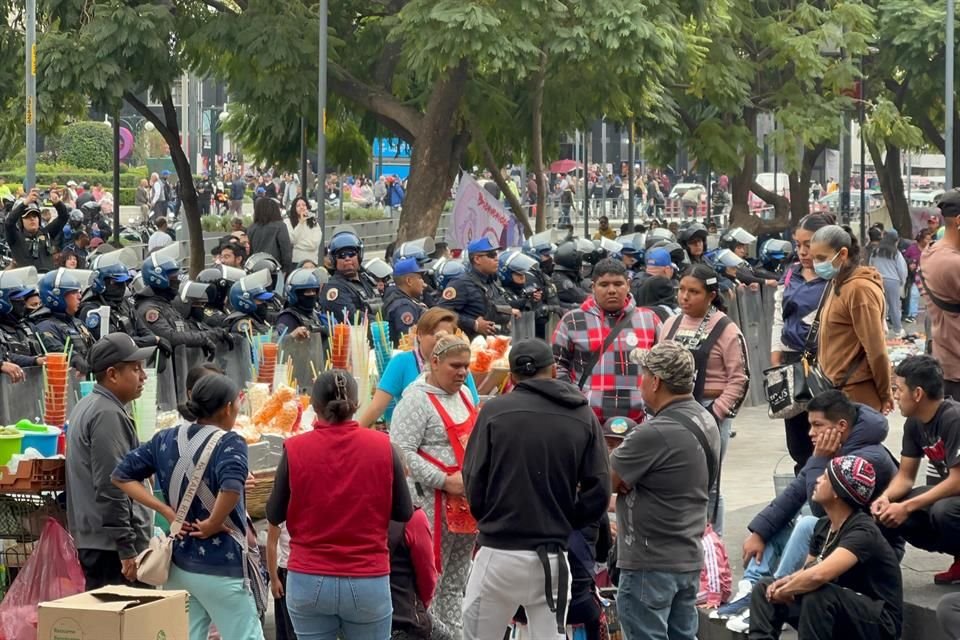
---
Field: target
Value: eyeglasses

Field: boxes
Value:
[336,250,358,260]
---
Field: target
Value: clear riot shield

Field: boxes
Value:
[213,336,255,391]
[736,286,768,408]
[510,311,536,342]
[278,332,325,395]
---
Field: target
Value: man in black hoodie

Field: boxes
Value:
[462,338,610,640]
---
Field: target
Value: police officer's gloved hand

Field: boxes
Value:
[214,328,235,347]
[155,336,173,358]
[201,337,218,361]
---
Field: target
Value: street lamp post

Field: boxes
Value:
[947,0,956,190]
[25,0,36,191]
[317,0,328,258]
[859,64,867,248]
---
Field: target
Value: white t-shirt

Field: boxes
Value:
[278,523,291,569]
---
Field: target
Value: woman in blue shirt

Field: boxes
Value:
[112,373,264,640]
[358,307,479,426]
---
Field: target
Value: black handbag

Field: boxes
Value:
[763,281,831,418]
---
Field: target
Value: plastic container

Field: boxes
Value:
[0,433,24,467]
[18,426,61,457]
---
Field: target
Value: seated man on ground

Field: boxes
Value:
[873,354,960,584]
[721,391,898,630]
[748,455,902,640]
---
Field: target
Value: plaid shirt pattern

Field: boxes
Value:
[551,295,661,423]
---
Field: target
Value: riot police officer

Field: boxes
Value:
[195,265,245,328]
[678,223,709,265]
[135,249,222,354]
[498,248,540,312]
[79,249,139,339]
[551,240,590,310]
[32,269,97,373]
[383,257,428,347]
[523,235,563,339]
[245,252,284,322]
[318,231,383,324]
[224,272,274,335]
[276,268,324,339]
[0,268,45,370]
[438,237,515,340]
[178,280,221,331]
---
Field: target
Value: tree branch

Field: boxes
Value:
[200,0,240,15]
[328,62,422,140]
[915,110,946,155]
[124,91,173,141]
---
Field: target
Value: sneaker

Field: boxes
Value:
[935,559,960,585]
[726,611,750,633]
[712,580,752,619]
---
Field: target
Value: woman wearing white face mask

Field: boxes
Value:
[809,225,893,413]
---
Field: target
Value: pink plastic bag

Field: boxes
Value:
[0,518,85,640]
[698,524,732,608]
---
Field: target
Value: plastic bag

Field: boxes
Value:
[697,523,732,608]
[0,517,85,640]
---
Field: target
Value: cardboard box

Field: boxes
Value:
[37,585,188,640]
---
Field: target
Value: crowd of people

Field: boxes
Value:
[0,165,950,640]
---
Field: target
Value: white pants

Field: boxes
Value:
[462,547,571,640]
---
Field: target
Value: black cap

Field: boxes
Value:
[508,339,555,376]
[20,203,40,218]
[938,190,960,218]
[89,333,157,374]
[603,416,636,440]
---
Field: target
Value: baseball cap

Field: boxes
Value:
[603,416,636,440]
[20,203,40,218]
[638,340,696,394]
[509,339,555,375]
[467,237,500,254]
[393,257,425,277]
[88,333,157,374]
[645,248,672,268]
[938,190,960,218]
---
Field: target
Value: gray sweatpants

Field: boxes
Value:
[883,277,903,333]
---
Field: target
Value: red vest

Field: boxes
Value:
[284,420,395,577]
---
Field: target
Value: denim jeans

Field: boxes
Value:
[743,515,818,585]
[617,569,700,640]
[286,571,392,640]
[706,416,732,536]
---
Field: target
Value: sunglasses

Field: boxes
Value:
[336,250,358,260]
[478,251,498,259]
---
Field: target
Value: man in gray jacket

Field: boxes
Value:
[66,333,156,589]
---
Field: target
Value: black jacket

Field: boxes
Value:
[5,201,69,272]
[463,377,611,550]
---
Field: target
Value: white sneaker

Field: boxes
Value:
[733,579,752,601]
[726,610,750,633]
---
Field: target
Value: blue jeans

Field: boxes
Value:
[743,515,818,585]
[286,571,392,640]
[617,569,700,640]
[908,283,919,317]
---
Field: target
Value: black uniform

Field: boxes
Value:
[552,269,589,310]
[275,307,324,338]
[5,201,69,273]
[79,292,140,339]
[528,267,562,340]
[202,307,229,329]
[135,295,218,353]
[383,287,427,347]
[0,316,43,368]
[437,267,513,341]
[31,309,96,373]
[223,311,271,336]
[318,273,384,324]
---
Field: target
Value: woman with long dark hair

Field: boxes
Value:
[660,263,749,535]
[771,213,832,472]
[248,197,293,272]
[285,197,323,265]
[810,225,892,412]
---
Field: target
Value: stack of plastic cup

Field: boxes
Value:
[258,342,278,384]
[331,325,350,370]
[43,353,69,426]
[370,321,392,377]
[135,368,159,442]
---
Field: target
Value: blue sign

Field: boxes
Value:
[373,138,412,159]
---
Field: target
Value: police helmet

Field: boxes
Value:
[88,248,137,295]
[362,258,394,281]
[715,248,747,269]
[395,237,435,266]
[618,233,643,256]
[141,244,181,291]
[39,268,93,313]
[244,252,281,276]
[198,265,245,308]
[720,227,757,250]
[554,240,584,272]
[523,230,561,259]
[230,270,274,315]
[497,249,538,287]
[178,279,213,305]
[434,258,466,290]
[285,267,322,307]
[678,223,708,246]
[760,239,795,263]
[644,227,676,250]
[0,267,38,316]
[328,231,364,261]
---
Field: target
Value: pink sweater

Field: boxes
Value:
[661,311,750,419]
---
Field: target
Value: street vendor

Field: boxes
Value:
[438,237,517,341]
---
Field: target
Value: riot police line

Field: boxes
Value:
[0,221,781,422]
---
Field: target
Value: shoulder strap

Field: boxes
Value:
[660,408,721,523]
[692,316,733,401]
[918,268,960,314]
[664,315,682,341]
[783,265,794,287]
[578,313,635,390]
[802,281,834,362]
[170,429,226,537]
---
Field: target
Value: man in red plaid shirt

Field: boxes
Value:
[551,258,661,423]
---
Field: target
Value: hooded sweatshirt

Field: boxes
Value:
[552,294,661,423]
[462,378,611,550]
[748,403,897,541]
[817,266,892,405]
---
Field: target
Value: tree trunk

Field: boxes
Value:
[787,144,824,225]
[125,91,204,277]
[531,51,548,233]
[729,109,758,229]
[868,140,912,239]
[396,63,469,243]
